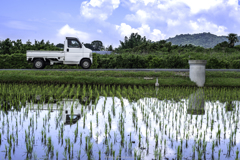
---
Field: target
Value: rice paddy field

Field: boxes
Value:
[0,83,240,160]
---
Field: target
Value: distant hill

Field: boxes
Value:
[161,32,240,48]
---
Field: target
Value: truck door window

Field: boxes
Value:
[68,40,81,48]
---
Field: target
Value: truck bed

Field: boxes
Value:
[26,50,65,57]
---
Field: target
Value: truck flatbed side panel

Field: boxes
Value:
[27,51,64,57]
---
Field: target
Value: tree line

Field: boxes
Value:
[0,33,239,55]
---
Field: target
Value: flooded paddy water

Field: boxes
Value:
[0,83,239,160]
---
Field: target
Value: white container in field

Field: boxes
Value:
[188,60,207,87]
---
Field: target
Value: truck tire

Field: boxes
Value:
[81,59,91,69]
[33,59,45,69]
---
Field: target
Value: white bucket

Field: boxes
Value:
[188,60,207,87]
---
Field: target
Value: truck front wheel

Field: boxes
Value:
[33,59,45,69]
[81,59,91,69]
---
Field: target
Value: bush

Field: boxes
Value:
[206,57,221,69]
[225,48,235,53]
[149,57,165,68]
[232,60,240,69]
[165,55,185,68]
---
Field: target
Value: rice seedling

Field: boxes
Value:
[74,122,78,142]
[177,145,182,160]
[90,121,92,138]
[236,148,239,160]
[96,112,98,127]
[105,142,110,155]
[77,149,81,160]
[83,113,86,128]
[98,150,101,160]
[105,123,108,139]
[1,83,240,159]
[80,132,82,146]
[218,149,221,160]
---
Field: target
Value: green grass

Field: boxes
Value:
[0,70,240,87]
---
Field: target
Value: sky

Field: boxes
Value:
[0,0,240,49]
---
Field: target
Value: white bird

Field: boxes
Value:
[155,78,159,87]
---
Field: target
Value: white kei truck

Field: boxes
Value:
[26,37,93,69]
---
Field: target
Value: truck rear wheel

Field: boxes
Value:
[33,59,45,69]
[81,59,91,69]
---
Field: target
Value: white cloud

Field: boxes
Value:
[227,0,237,6]
[97,29,102,33]
[142,0,156,5]
[166,19,180,26]
[89,0,104,7]
[80,0,120,21]
[115,23,166,42]
[129,0,137,3]
[3,21,37,30]
[57,24,91,42]
[179,0,224,14]
[189,18,228,35]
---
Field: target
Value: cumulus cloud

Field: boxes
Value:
[57,24,91,42]
[127,0,226,14]
[115,23,166,42]
[3,21,37,30]
[57,0,239,48]
[189,18,228,35]
[121,0,240,38]
[80,0,120,21]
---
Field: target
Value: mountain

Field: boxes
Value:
[161,32,240,48]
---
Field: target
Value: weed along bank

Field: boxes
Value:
[0,83,240,160]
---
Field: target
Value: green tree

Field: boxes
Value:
[0,38,12,55]
[56,43,64,49]
[118,32,149,50]
[108,45,113,51]
[91,40,103,51]
[227,33,239,48]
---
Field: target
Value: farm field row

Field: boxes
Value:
[1,70,240,87]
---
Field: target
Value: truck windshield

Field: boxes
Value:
[68,40,81,48]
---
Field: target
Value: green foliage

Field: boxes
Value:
[195,46,205,52]
[56,43,64,49]
[1,34,240,69]
[119,32,149,50]
[225,48,235,53]
[227,33,239,48]
[91,40,103,51]
[0,38,62,55]
[234,45,240,51]
[107,45,113,51]
[232,60,240,69]
[149,57,165,68]
[165,55,186,68]
[165,32,240,48]
[205,57,230,69]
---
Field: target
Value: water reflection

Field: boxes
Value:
[225,100,235,111]
[187,88,205,115]
[1,86,240,160]
[28,98,83,125]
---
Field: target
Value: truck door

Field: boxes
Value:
[65,39,84,64]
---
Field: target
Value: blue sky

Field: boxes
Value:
[1,0,240,49]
